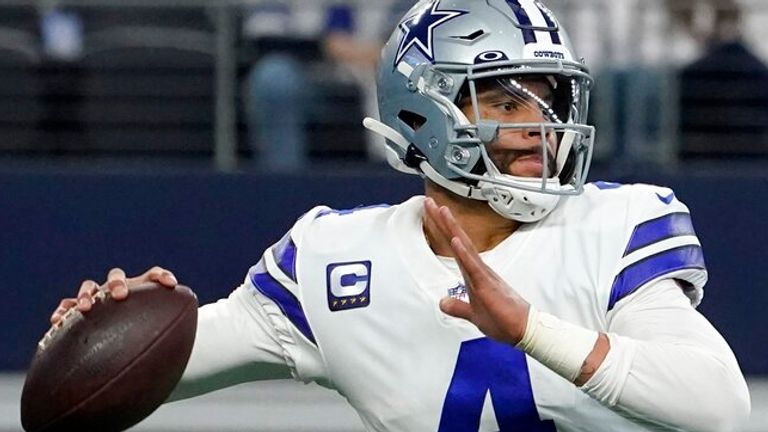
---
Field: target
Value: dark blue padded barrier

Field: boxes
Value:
[2,169,766,375]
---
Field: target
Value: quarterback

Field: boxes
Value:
[52,0,750,431]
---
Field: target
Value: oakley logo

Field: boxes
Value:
[475,51,509,64]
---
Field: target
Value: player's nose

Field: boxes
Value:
[517,106,554,141]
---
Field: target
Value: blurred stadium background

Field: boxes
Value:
[1,0,767,430]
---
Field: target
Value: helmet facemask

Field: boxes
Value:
[453,70,594,191]
[437,66,595,222]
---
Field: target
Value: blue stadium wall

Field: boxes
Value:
[2,169,767,374]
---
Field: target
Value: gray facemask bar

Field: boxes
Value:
[448,123,594,195]
[419,60,594,195]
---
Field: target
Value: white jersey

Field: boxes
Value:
[177,182,749,431]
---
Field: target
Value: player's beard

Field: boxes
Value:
[489,148,558,178]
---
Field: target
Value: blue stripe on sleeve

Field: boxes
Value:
[623,212,696,257]
[608,245,706,310]
[271,233,297,282]
[251,266,316,345]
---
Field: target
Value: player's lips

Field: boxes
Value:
[490,146,556,177]
[507,154,549,177]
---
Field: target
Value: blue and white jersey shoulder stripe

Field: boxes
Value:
[271,231,298,283]
[246,203,394,349]
[244,206,333,347]
[608,186,707,310]
[622,212,697,257]
[241,205,346,384]
[315,203,391,219]
[249,243,316,345]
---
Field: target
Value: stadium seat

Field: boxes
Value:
[51,6,218,156]
[0,9,42,153]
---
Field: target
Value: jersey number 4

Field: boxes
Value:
[439,338,556,431]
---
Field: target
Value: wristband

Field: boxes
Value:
[516,305,599,382]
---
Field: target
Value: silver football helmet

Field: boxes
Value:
[364,0,595,222]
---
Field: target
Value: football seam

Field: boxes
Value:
[36,297,196,431]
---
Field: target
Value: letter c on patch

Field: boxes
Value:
[329,262,370,297]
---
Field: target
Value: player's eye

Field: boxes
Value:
[496,101,520,112]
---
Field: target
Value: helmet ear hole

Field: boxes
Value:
[398,110,427,132]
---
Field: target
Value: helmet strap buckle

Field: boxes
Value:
[404,144,429,169]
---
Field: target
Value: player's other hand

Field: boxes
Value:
[50,267,178,325]
[424,198,530,345]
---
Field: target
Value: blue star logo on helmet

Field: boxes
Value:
[395,0,467,67]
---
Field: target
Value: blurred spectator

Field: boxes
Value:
[322,1,413,162]
[591,0,760,167]
[39,7,83,62]
[243,2,324,171]
[678,0,768,158]
[243,1,412,170]
[37,6,86,155]
[665,0,741,49]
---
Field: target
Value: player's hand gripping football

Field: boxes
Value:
[424,198,530,345]
[50,266,178,325]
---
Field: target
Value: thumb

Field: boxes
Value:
[440,297,473,321]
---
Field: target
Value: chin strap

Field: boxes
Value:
[421,162,486,200]
[479,177,561,222]
[362,117,420,175]
[365,114,558,222]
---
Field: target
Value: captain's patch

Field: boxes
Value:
[327,261,372,311]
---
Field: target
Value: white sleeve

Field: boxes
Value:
[168,283,293,401]
[581,279,751,431]
[170,207,332,402]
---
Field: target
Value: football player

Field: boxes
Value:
[52,0,750,430]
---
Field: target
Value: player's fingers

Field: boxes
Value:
[441,206,506,283]
[439,297,474,321]
[106,267,129,300]
[158,271,178,288]
[423,198,452,245]
[76,280,99,311]
[431,203,459,246]
[439,205,480,256]
[145,266,178,288]
[142,266,165,282]
[450,237,493,291]
[77,279,99,299]
[424,198,450,238]
[107,267,126,282]
[50,298,78,325]
[431,205,494,292]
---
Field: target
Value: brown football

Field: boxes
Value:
[20,282,198,432]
